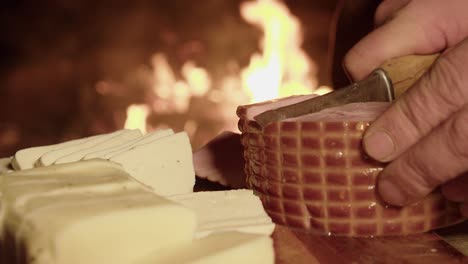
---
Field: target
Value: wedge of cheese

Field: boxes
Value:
[83,128,174,160]
[110,132,195,196]
[169,190,275,238]
[136,232,274,264]
[54,129,142,165]
[11,134,102,170]
[0,160,197,264]
[37,129,128,167]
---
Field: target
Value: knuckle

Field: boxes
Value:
[430,54,468,108]
[403,150,441,189]
[447,107,468,159]
[395,95,430,136]
[343,50,361,80]
[374,0,411,26]
[384,154,435,202]
[374,3,388,25]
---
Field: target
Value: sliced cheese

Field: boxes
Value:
[0,159,141,241]
[110,132,195,196]
[37,129,127,167]
[136,232,274,264]
[1,159,144,200]
[1,160,197,264]
[169,189,275,238]
[84,128,174,160]
[54,129,142,165]
[11,134,102,170]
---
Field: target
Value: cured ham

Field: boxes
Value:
[237,95,464,236]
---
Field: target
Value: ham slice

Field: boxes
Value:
[237,95,464,237]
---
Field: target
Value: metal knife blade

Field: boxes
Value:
[253,69,394,127]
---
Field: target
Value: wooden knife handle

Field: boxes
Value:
[380,54,440,98]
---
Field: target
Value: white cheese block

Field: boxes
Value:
[84,128,174,160]
[136,232,274,264]
[11,134,102,170]
[0,160,142,240]
[34,129,126,167]
[1,159,144,201]
[169,189,275,238]
[103,128,175,160]
[1,161,197,264]
[110,132,195,196]
[37,129,127,167]
[54,129,142,165]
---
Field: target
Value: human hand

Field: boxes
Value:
[343,0,468,209]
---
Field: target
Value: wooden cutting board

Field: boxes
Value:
[273,222,468,264]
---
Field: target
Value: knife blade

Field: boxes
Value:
[254,54,439,127]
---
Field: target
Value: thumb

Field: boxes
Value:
[364,38,468,163]
[365,38,468,206]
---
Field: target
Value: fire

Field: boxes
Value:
[240,0,320,103]
[123,0,331,142]
[124,104,150,134]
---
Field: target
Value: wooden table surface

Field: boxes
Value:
[273,222,468,264]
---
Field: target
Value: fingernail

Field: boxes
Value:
[364,131,395,161]
[378,178,408,206]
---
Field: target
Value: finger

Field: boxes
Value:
[363,39,468,162]
[441,173,468,202]
[344,2,447,80]
[374,0,411,27]
[344,17,445,80]
[377,103,468,206]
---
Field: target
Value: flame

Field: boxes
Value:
[240,0,330,103]
[123,0,332,140]
[124,104,150,134]
[150,54,210,114]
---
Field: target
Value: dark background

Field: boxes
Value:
[0,0,377,157]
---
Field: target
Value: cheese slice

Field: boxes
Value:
[37,130,127,167]
[11,134,102,170]
[1,160,144,201]
[54,129,142,165]
[0,160,142,239]
[110,132,195,196]
[136,232,274,264]
[169,190,275,238]
[1,160,197,264]
[84,129,174,160]
[103,128,175,160]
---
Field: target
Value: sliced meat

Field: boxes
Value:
[237,97,464,237]
[193,131,246,188]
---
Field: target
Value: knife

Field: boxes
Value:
[254,54,440,127]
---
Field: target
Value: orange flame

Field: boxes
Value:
[240,0,331,103]
[124,104,149,134]
[124,0,331,135]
